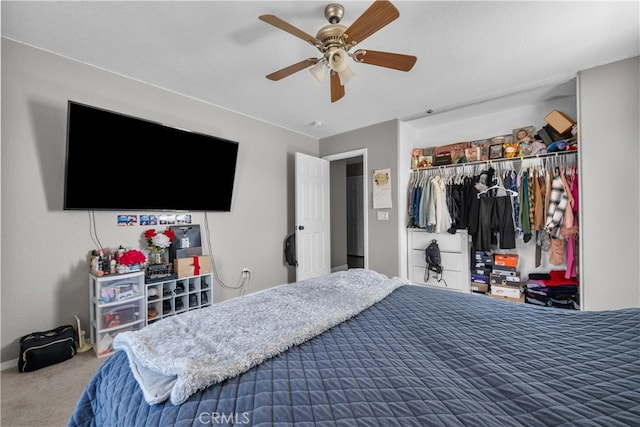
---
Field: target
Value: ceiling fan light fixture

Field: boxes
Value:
[329,48,349,72]
[337,66,355,85]
[260,1,415,100]
[310,60,328,82]
[328,48,354,85]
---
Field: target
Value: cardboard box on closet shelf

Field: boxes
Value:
[491,284,522,299]
[544,110,576,135]
[174,255,212,278]
[493,254,518,268]
[488,293,525,303]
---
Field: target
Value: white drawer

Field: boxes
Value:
[409,230,464,252]
[411,250,464,271]
[411,266,464,291]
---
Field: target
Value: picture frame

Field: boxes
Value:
[489,143,504,159]
[465,147,481,162]
[418,155,433,168]
[513,126,536,143]
[470,139,491,161]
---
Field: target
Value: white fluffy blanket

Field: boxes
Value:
[113,269,403,405]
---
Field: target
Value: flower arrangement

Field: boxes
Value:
[119,249,146,266]
[143,228,176,253]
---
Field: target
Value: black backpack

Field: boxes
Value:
[424,239,446,285]
[284,233,297,267]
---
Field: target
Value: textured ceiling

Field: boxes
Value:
[2,1,639,139]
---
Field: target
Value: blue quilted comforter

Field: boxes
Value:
[69,284,640,426]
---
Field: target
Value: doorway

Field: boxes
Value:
[324,149,368,272]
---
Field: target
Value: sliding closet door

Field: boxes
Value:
[578,56,640,310]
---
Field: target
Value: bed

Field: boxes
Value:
[68,269,639,426]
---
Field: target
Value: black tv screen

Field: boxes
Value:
[64,101,239,211]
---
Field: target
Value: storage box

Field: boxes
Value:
[488,293,525,303]
[492,265,517,274]
[504,274,522,285]
[471,274,489,284]
[434,142,470,164]
[494,254,518,268]
[490,273,507,286]
[490,273,521,286]
[471,282,489,293]
[433,154,452,166]
[544,110,576,134]
[472,267,492,276]
[174,256,212,278]
[475,251,493,264]
[491,284,522,299]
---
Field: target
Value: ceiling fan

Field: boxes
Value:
[259,0,417,103]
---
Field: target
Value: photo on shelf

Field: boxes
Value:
[410,148,425,169]
[513,126,536,143]
[465,147,482,162]
[470,139,491,161]
[513,126,536,157]
[418,155,433,168]
[489,143,504,160]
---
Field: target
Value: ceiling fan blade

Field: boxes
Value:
[330,71,345,103]
[259,14,322,46]
[353,49,417,71]
[342,0,399,47]
[266,58,319,81]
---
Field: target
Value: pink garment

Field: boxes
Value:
[564,172,579,279]
[549,238,565,265]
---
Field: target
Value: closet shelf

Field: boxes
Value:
[411,150,578,173]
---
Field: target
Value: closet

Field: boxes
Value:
[399,56,640,311]
[407,152,579,302]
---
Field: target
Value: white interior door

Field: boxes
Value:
[295,152,331,281]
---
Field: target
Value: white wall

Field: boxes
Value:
[578,56,640,310]
[321,120,399,278]
[1,39,318,363]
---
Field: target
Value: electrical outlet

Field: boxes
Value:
[242,268,251,274]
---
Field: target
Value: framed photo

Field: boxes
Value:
[465,147,481,162]
[489,143,504,159]
[470,139,491,161]
[512,126,536,143]
[418,155,433,168]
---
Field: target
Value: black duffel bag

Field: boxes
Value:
[18,325,76,372]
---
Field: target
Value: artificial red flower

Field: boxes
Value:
[119,249,146,266]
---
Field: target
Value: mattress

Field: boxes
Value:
[68,274,640,426]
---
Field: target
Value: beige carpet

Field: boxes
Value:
[1,350,105,427]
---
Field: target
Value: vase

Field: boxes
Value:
[150,250,165,265]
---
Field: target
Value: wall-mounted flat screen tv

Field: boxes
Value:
[64,101,239,211]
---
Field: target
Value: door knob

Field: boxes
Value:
[298,225,305,230]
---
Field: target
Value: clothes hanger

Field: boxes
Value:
[476,184,518,198]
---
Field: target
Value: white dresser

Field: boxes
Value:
[407,229,470,293]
